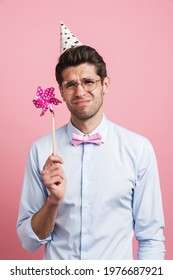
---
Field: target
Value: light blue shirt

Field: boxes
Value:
[17,115,165,259]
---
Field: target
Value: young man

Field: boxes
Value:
[17,44,165,260]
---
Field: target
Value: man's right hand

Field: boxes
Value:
[41,154,66,204]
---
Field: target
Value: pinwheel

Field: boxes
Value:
[33,86,62,154]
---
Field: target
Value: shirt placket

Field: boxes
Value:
[80,141,93,260]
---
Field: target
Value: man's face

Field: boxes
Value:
[60,63,109,121]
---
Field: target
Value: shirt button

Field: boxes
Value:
[83,255,88,260]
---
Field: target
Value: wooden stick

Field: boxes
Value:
[51,112,56,155]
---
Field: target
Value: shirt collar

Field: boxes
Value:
[66,114,109,145]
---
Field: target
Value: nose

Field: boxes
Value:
[74,83,86,96]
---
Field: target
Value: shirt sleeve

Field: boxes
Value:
[133,138,165,259]
[16,143,52,252]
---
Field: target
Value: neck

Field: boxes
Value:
[71,110,103,134]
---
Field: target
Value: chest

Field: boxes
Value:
[62,142,136,211]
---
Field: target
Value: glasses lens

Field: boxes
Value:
[82,79,96,91]
[61,78,100,94]
[62,81,76,94]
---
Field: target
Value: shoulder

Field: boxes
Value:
[106,119,155,156]
[34,124,67,144]
[30,124,68,155]
[26,124,68,168]
[107,120,146,142]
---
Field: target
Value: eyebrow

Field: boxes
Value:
[62,76,97,83]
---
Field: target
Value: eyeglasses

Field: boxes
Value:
[60,78,101,95]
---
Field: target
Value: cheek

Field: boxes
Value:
[60,89,66,102]
[62,95,66,102]
[61,93,68,102]
[61,95,72,106]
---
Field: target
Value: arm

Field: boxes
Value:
[133,138,165,259]
[31,155,66,240]
[17,143,66,252]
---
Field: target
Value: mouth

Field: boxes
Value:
[72,99,91,106]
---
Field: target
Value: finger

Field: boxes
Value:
[49,154,64,164]
[45,164,64,176]
[41,164,64,180]
[45,176,63,188]
[42,166,65,181]
[42,169,64,182]
[43,155,64,170]
[49,169,65,179]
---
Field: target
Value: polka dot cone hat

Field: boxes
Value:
[60,21,83,54]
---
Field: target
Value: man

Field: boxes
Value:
[17,25,165,260]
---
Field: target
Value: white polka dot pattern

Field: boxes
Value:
[60,21,83,54]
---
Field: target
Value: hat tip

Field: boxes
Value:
[60,21,83,54]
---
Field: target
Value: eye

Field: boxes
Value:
[64,81,76,88]
[83,79,95,85]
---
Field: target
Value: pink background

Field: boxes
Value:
[0,0,172,259]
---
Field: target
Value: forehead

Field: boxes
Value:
[61,63,97,81]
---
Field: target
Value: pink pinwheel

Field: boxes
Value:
[33,86,62,155]
[33,86,62,116]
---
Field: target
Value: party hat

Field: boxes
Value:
[60,21,83,54]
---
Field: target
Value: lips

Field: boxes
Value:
[72,99,91,105]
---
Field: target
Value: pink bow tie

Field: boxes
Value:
[72,132,102,146]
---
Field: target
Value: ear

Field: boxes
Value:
[103,76,110,94]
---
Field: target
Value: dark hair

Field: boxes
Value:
[55,45,107,86]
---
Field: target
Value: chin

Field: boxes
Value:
[73,113,93,121]
[72,108,102,121]
[68,102,103,121]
